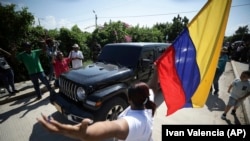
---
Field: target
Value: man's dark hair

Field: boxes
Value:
[242,70,250,77]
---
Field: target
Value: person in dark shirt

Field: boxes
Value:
[45,38,58,82]
[92,40,101,62]
[212,47,229,95]
[0,48,19,94]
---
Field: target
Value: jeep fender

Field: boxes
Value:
[83,83,129,110]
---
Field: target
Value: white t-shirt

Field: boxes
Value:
[230,79,250,99]
[68,50,84,69]
[117,89,154,141]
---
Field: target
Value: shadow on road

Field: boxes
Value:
[30,112,115,141]
[206,92,226,112]
[0,83,49,105]
[206,92,242,125]
[221,113,242,125]
[29,112,78,141]
[154,90,164,108]
[0,96,50,123]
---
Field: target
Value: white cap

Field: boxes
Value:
[72,43,79,48]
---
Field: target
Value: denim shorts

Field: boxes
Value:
[227,96,241,107]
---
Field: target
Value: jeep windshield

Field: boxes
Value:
[97,45,142,68]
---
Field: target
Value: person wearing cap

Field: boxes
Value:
[68,43,84,69]
[212,47,229,95]
[15,41,55,100]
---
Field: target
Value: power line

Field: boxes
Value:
[76,3,250,23]
[99,3,250,19]
[231,3,250,7]
[100,10,197,19]
[39,3,250,29]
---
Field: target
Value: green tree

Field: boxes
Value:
[91,20,164,47]
[0,3,34,82]
[234,25,249,42]
[153,22,172,42]
[0,3,34,49]
[153,15,189,42]
[168,14,189,42]
[228,25,250,43]
[127,26,163,42]
[58,25,91,60]
[235,25,249,35]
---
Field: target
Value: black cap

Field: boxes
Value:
[45,38,53,44]
[21,42,31,48]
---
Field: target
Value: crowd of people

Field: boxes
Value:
[227,41,250,64]
[0,39,86,99]
[1,39,159,141]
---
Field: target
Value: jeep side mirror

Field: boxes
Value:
[141,58,151,68]
[158,48,166,53]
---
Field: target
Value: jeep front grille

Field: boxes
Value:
[59,77,79,102]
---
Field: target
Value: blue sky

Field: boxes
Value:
[1,0,250,36]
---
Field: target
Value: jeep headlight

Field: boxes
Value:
[76,87,86,101]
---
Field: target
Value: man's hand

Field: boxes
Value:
[0,47,11,56]
[37,113,93,140]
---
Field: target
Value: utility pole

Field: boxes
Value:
[38,18,41,26]
[93,10,97,29]
[38,18,44,26]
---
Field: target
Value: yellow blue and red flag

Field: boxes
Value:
[156,0,232,116]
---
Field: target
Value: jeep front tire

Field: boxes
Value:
[94,97,128,121]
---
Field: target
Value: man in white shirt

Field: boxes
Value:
[68,43,84,69]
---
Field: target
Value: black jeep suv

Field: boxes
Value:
[53,42,170,123]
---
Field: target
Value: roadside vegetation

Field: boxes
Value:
[0,3,249,82]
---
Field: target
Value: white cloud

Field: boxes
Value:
[58,19,74,29]
[35,16,73,30]
[43,16,57,29]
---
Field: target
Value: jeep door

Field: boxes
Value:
[137,49,155,82]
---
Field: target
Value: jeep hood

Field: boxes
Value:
[61,62,134,85]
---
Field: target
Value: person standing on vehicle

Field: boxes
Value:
[212,47,229,95]
[68,43,84,69]
[36,65,159,141]
[15,42,54,100]
[0,48,19,95]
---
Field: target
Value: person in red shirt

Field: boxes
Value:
[52,51,71,87]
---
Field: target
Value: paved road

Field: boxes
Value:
[0,61,248,141]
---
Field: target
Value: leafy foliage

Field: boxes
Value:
[0,3,34,48]
[225,25,250,43]
[0,3,34,81]
[1,3,248,82]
